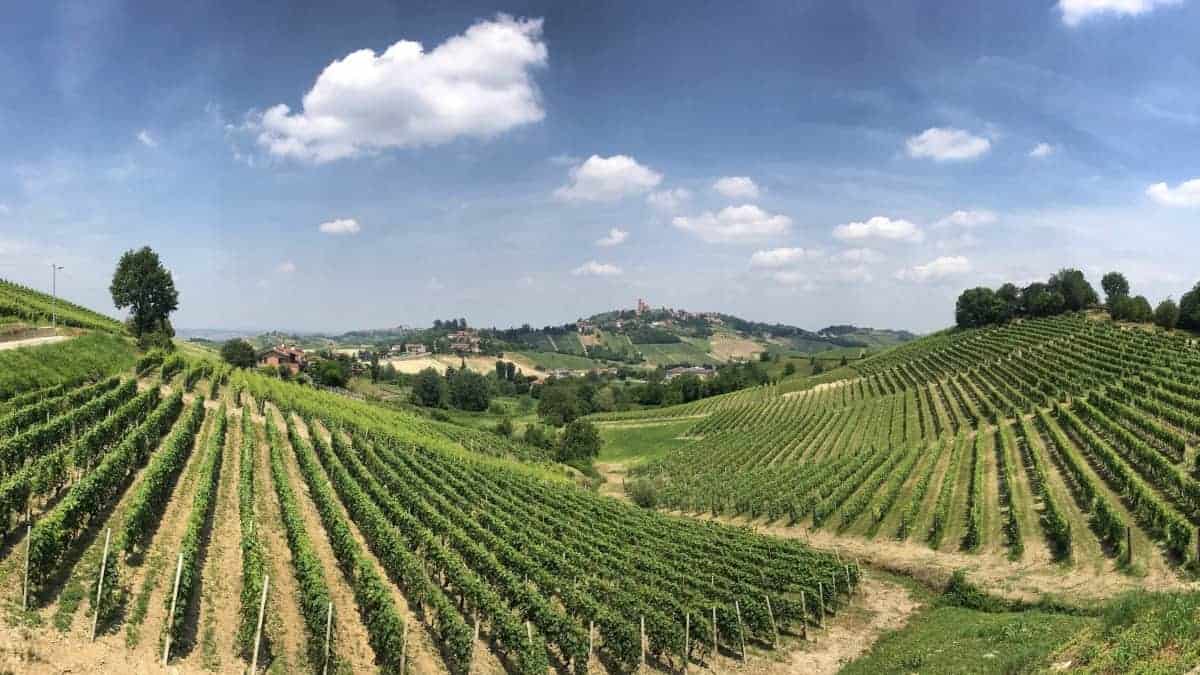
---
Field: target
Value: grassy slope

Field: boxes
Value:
[597,419,696,464]
[514,350,605,370]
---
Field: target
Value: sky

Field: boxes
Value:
[1,0,1198,334]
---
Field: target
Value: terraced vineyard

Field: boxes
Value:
[0,336,858,673]
[629,314,1200,577]
[0,278,126,333]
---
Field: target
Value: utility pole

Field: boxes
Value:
[50,264,64,333]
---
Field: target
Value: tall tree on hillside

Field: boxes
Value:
[1154,298,1180,330]
[1179,282,1200,330]
[1101,271,1130,306]
[1048,268,1098,312]
[558,419,602,463]
[110,246,179,344]
[996,283,1022,321]
[955,287,1003,328]
[1022,282,1066,317]
[411,367,448,407]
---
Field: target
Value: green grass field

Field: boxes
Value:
[516,350,606,370]
[634,341,719,366]
[598,419,697,464]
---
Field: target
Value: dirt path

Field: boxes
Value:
[184,403,243,671]
[0,334,70,351]
[251,414,309,673]
[269,406,376,675]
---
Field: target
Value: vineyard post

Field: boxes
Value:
[639,615,645,666]
[845,564,853,592]
[684,612,690,673]
[527,619,533,645]
[1126,526,1133,565]
[734,600,745,660]
[588,620,594,660]
[400,622,409,674]
[90,528,111,641]
[322,601,333,675]
[817,583,825,626]
[764,595,778,648]
[163,552,184,666]
[250,575,270,674]
[23,522,32,611]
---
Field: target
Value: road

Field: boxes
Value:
[0,334,70,351]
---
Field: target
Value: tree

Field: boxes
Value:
[537,382,582,426]
[1154,298,1180,330]
[310,358,350,388]
[955,287,1004,328]
[995,283,1021,321]
[558,419,602,463]
[1048,268,1098,312]
[220,339,256,368]
[783,362,796,377]
[1022,282,1066,318]
[593,386,617,412]
[523,423,553,450]
[1180,282,1200,330]
[1101,271,1130,306]
[1128,295,1153,323]
[449,369,491,411]
[411,367,448,407]
[110,246,179,340]
[494,417,514,438]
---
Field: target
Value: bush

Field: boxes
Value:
[628,479,658,509]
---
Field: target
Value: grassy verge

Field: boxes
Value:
[598,419,696,464]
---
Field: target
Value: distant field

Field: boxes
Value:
[635,341,719,366]
[515,350,606,370]
[598,418,697,464]
[552,332,587,355]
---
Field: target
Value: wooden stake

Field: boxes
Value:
[817,583,826,626]
[588,620,594,659]
[22,522,32,611]
[799,591,808,641]
[639,615,645,665]
[250,575,270,673]
[400,621,409,674]
[527,619,533,644]
[163,552,184,666]
[684,612,690,672]
[322,601,333,675]
[845,564,853,592]
[764,595,778,648]
[1126,526,1133,564]
[734,600,745,660]
[90,528,111,641]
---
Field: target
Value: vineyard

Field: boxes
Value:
[627,313,1200,579]
[0,334,858,674]
[0,278,126,334]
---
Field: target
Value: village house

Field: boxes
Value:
[404,343,428,356]
[259,345,307,375]
[448,330,481,354]
[576,320,594,334]
[664,365,713,381]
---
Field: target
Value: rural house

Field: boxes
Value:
[448,330,481,354]
[259,345,307,374]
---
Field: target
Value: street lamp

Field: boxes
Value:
[51,264,64,333]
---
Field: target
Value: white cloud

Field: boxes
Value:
[1029,142,1057,158]
[833,248,884,263]
[1059,0,1181,26]
[318,218,362,235]
[646,188,691,211]
[936,233,981,250]
[572,260,623,277]
[895,256,971,282]
[136,130,158,148]
[0,204,10,215]
[712,176,760,199]
[555,155,662,202]
[253,15,547,163]
[672,204,792,244]
[1146,178,1200,207]
[428,277,445,291]
[905,127,991,161]
[749,247,822,268]
[769,270,814,288]
[934,209,998,229]
[596,227,629,247]
[833,216,924,243]
[277,260,297,274]
[834,266,874,283]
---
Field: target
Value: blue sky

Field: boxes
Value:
[1,0,1198,333]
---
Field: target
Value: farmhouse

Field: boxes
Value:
[404,343,428,356]
[664,365,713,381]
[259,344,307,374]
[448,330,481,353]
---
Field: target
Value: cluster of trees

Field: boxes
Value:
[956,268,1099,328]
[957,268,1200,332]
[410,366,493,411]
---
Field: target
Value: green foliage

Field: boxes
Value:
[557,419,602,463]
[109,246,179,338]
[448,367,490,411]
[235,409,266,657]
[410,367,448,407]
[1179,281,1200,330]
[0,277,125,333]
[220,339,257,368]
[1110,294,1153,323]
[310,355,351,388]
[1101,271,1130,305]
[628,478,658,508]
[1154,298,1180,330]
[0,333,135,399]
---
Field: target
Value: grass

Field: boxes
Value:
[515,350,606,370]
[598,419,697,464]
[841,605,1091,674]
[1051,591,1200,674]
[634,342,719,366]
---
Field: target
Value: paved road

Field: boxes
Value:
[0,334,70,351]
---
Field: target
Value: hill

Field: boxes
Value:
[0,277,125,334]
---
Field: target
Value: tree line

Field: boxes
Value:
[956,268,1200,331]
